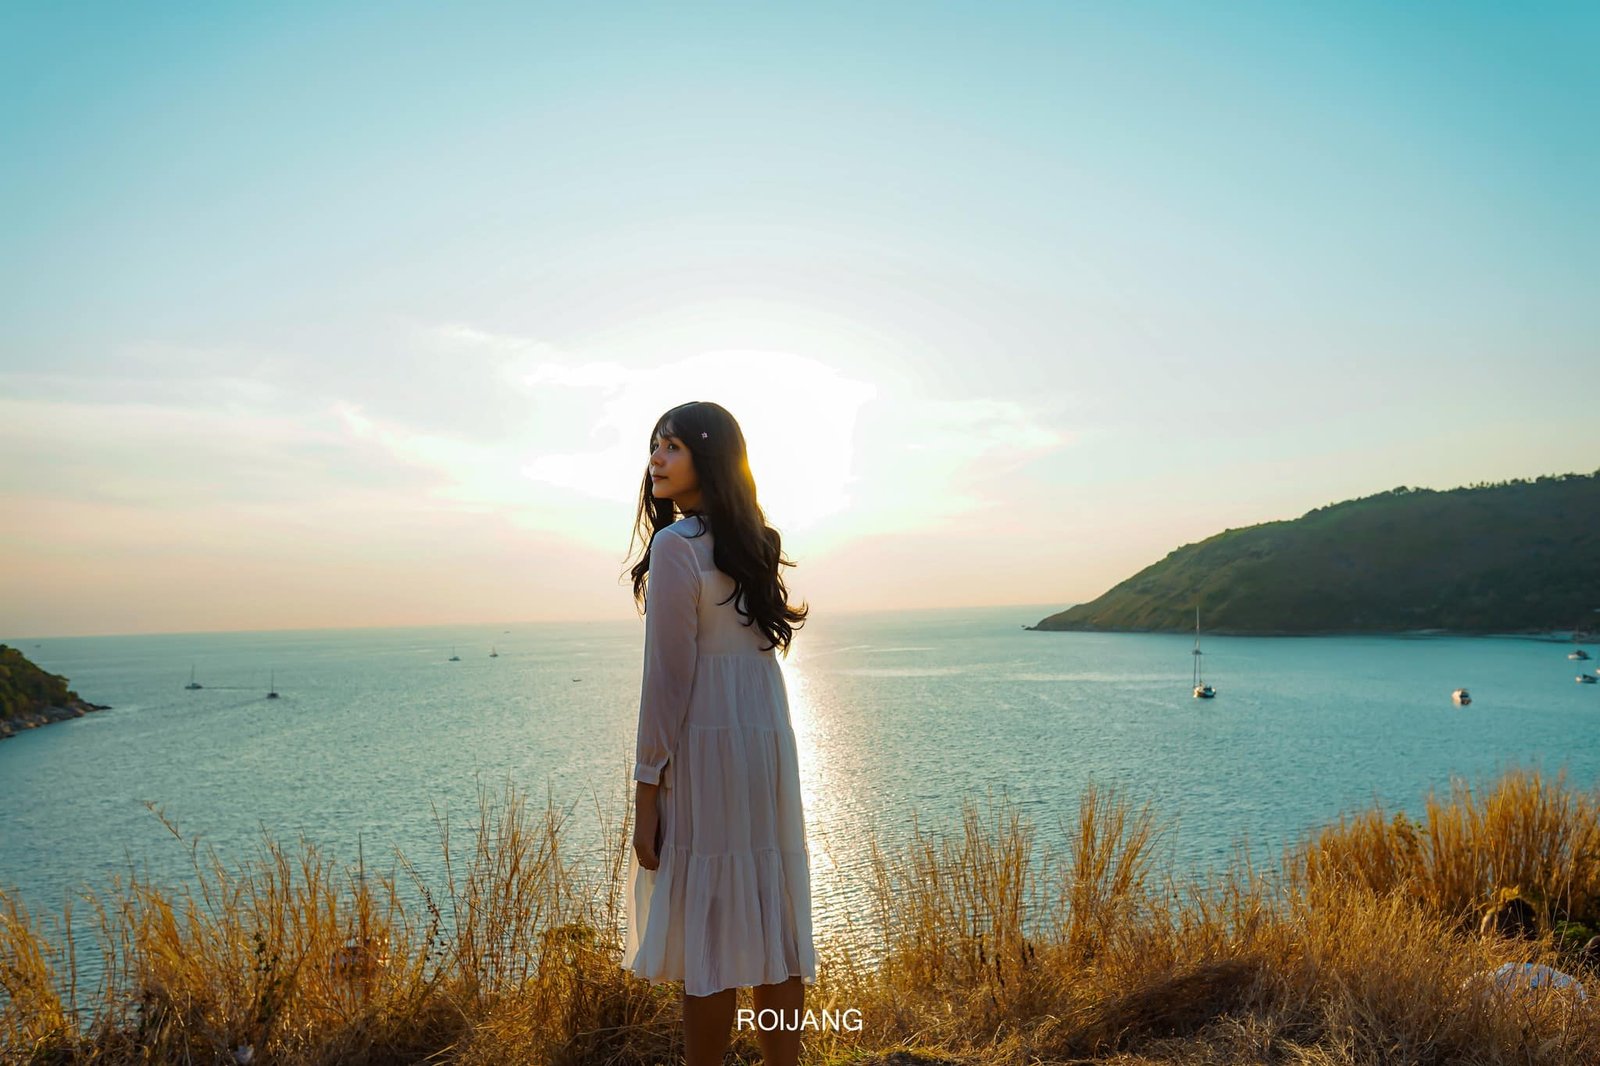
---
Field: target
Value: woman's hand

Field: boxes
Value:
[634,782,663,871]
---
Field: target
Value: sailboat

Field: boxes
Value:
[184,665,203,690]
[489,646,498,658]
[1192,605,1216,699]
[448,647,461,662]
[267,670,279,699]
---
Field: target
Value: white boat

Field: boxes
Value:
[1452,688,1472,706]
[1192,604,1215,699]
[1570,649,1591,661]
[448,647,461,662]
[184,665,203,690]
[267,670,279,699]
[489,646,498,658]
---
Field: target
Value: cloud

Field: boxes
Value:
[351,332,1074,538]
[0,364,290,411]
[432,323,632,392]
[2,332,1075,562]
[1,330,1081,635]
[902,396,1069,455]
[519,361,633,390]
[0,393,371,507]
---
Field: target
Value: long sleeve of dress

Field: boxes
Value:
[633,529,702,786]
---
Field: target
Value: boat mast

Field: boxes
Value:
[1193,603,1202,687]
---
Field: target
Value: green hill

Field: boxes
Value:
[0,644,76,719]
[0,644,108,740]
[1033,471,1600,635]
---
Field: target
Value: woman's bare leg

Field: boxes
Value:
[682,987,737,1066]
[750,976,805,1066]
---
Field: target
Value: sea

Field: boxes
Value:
[4,604,1599,1009]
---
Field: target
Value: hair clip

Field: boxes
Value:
[700,431,708,439]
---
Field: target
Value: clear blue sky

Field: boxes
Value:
[2,2,1597,637]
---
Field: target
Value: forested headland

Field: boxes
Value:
[1033,471,1600,635]
[0,644,108,739]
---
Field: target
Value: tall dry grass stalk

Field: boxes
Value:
[2,767,1598,1065]
[0,777,680,1066]
[1297,767,1600,938]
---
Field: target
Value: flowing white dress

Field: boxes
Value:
[622,514,817,997]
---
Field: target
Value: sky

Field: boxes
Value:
[2,1,1597,638]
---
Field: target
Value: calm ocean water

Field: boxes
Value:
[5,604,1600,1003]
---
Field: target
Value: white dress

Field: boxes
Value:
[622,514,817,997]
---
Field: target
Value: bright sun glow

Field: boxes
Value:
[508,346,887,539]
[635,350,878,532]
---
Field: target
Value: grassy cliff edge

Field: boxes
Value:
[3,768,1598,1064]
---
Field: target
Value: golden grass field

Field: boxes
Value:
[4,766,1600,1065]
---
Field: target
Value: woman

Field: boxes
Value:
[621,401,817,1066]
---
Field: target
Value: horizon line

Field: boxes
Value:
[0,600,1074,644]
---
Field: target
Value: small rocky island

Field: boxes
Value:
[0,644,110,740]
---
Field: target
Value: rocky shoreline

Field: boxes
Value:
[1,642,111,741]
[0,698,112,740]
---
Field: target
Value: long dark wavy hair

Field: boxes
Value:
[625,401,808,656]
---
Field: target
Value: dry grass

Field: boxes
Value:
[1297,768,1600,944]
[3,768,1599,1065]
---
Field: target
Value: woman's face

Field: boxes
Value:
[648,426,703,513]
